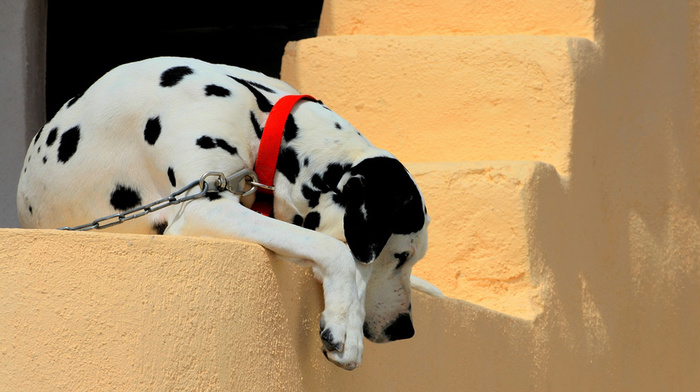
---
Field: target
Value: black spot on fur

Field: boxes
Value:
[325,164,352,189]
[153,221,168,235]
[160,66,194,87]
[247,80,276,93]
[332,192,347,207]
[28,205,33,215]
[57,126,80,163]
[229,76,273,112]
[302,185,321,208]
[277,147,300,184]
[33,127,43,144]
[37,146,41,154]
[42,156,47,164]
[46,128,58,146]
[167,167,177,187]
[335,122,342,130]
[284,115,298,142]
[196,136,237,155]
[226,76,275,93]
[206,192,222,201]
[67,92,83,108]
[205,84,231,97]
[292,211,323,231]
[312,163,353,198]
[311,174,326,192]
[316,101,332,111]
[293,215,304,226]
[304,158,310,167]
[214,138,237,155]
[394,252,410,270]
[303,212,321,231]
[110,185,142,211]
[250,112,263,139]
[144,117,161,145]
[196,136,217,149]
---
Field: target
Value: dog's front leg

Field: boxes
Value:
[165,197,364,370]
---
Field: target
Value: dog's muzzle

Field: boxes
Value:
[383,313,415,341]
[364,313,415,342]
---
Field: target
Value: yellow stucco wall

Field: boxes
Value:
[282,35,582,174]
[1,229,538,391]
[3,0,700,390]
[316,0,595,38]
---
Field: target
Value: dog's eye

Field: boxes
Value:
[394,252,410,270]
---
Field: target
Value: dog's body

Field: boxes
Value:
[17,57,429,370]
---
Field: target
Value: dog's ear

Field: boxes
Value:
[342,174,393,263]
[341,157,425,264]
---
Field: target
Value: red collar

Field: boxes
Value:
[252,94,315,216]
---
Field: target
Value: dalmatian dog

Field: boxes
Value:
[16,57,430,370]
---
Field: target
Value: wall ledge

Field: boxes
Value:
[0,228,536,391]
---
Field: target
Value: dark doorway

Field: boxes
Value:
[46,1,323,118]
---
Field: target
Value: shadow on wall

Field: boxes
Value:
[531,1,700,390]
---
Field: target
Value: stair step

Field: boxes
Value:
[317,0,594,38]
[282,35,598,175]
[405,160,564,319]
[0,228,534,389]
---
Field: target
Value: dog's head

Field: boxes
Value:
[339,156,429,343]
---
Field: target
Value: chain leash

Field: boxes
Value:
[58,169,269,231]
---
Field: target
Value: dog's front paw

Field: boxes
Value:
[320,312,363,370]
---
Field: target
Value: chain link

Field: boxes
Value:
[58,169,262,231]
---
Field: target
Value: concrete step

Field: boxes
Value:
[0,228,535,391]
[282,35,599,175]
[406,160,565,319]
[317,0,594,38]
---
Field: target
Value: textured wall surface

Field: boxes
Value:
[0,229,535,391]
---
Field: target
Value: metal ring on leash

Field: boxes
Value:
[225,169,261,197]
[199,171,228,192]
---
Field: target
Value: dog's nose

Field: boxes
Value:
[383,313,415,341]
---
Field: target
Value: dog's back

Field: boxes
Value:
[17,57,386,236]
